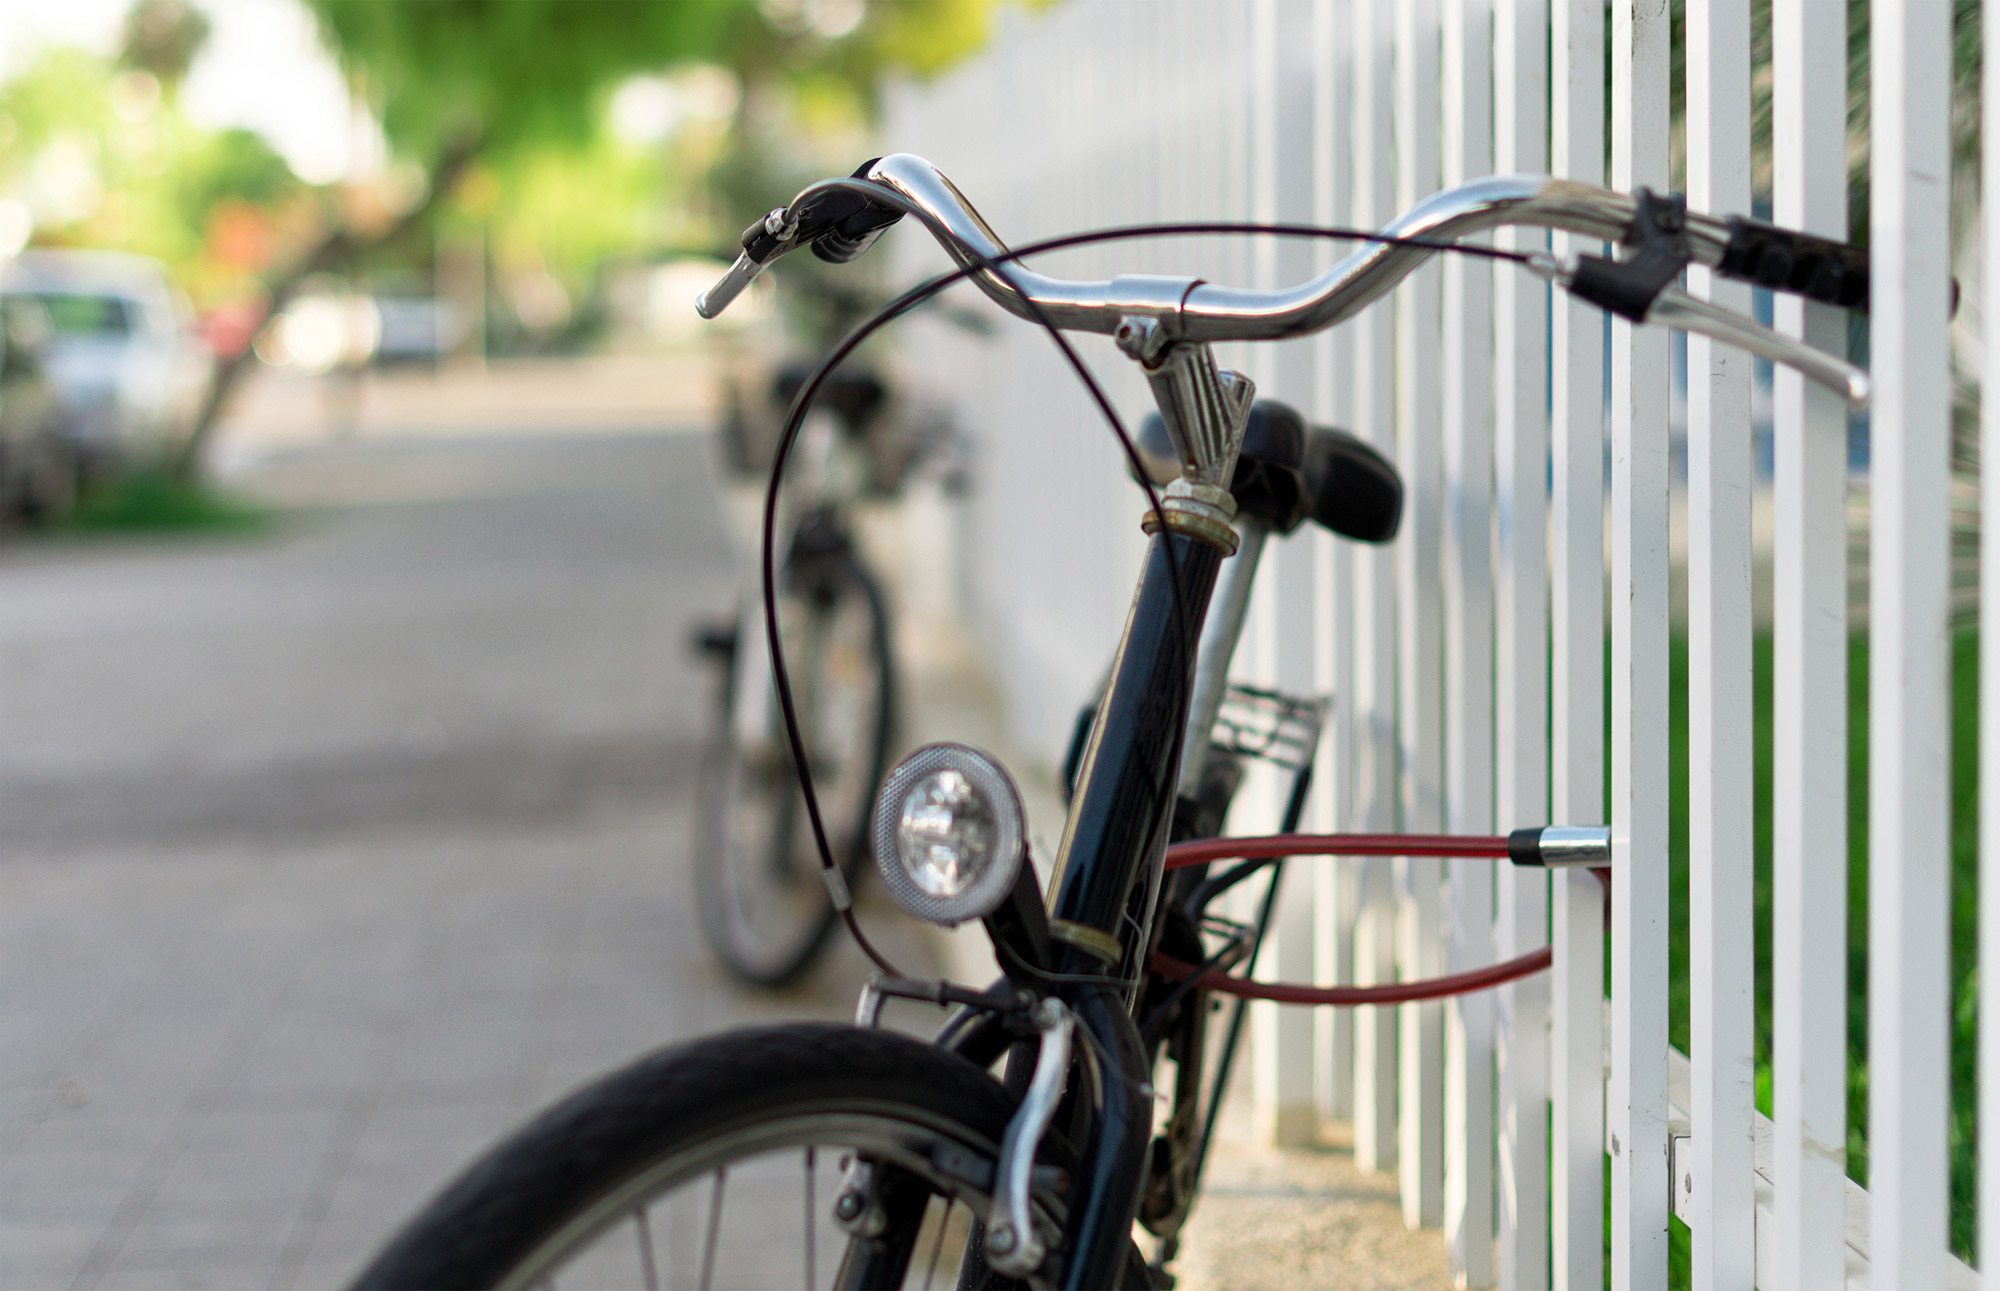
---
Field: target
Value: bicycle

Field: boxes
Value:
[696,278,987,987]
[693,360,901,986]
[354,156,1871,1290]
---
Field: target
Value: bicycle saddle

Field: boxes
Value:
[1134,400,1402,543]
[773,363,887,435]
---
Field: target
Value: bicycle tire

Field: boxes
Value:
[694,556,895,986]
[350,1023,1139,1290]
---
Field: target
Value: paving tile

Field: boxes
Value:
[225,1021,386,1097]
[6,1110,172,1159]
[0,1150,151,1225]
[91,1248,286,1291]
[0,1222,104,1285]
[112,1208,298,1261]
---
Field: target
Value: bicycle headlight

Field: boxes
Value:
[872,742,1026,927]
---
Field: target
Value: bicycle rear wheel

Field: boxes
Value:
[349,1024,1104,1290]
[695,557,894,986]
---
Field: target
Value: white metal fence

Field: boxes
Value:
[880,0,1973,1285]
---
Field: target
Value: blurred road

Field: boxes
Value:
[0,425,930,1289]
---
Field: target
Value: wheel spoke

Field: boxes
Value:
[803,1145,816,1290]
[636,1204,659,1291]
[920,1197,949,1291]
[699,1168,728,1291]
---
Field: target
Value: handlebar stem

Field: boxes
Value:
[1139,342,1255,488]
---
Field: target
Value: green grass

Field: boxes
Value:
[1659,628,1980,1274]
[59,469,268,534]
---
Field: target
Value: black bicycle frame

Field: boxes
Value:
[1035,527,1225,1287]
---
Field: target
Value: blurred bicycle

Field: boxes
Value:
[693,275,981,986]
[693,357,901,986]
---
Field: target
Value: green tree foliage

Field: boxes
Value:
[0,45,104,150]
[300,0,753,160]
[478,136,684,283]
[865,0,1057,80]
[177,127,299,213]
[164,0,1049,473]
[298,0,1060,207]
[0,44,306,299]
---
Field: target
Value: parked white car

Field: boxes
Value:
[0,250,214,478]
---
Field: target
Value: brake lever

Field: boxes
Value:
[1527,253,1871,407]
[1646,284,1871,406]
[695,250,767,320]
[696,204,807,320]
[697,166,909,319]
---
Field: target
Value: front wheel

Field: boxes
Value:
[349,1024,1111,1290]
[694,556,895,986]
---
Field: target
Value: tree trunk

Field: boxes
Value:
[172,135,481,480]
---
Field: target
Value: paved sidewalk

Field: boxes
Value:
[210,353,722,464]
[0,407,1446,1289]
[1173,1100,1454,1290]
[0,428,930,1290]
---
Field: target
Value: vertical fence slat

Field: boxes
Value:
[1275,7,1330,1146]
[1985,0,2000,1279]
[1394,0,1448,1230]
[1769,0,1851,1279]
[1868,0,1955,1283]
[1310,0,1359,1130]
[1684,0,1757,1279]
[1248,0,1322,1149]
[1492,0,1551,1283]
[1548,0,1606,1279]
[1442,0,1496,1277]
[1608,0,1671,1279]
[1351,0,1403,1178]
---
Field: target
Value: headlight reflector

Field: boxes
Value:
[873,743,1025,925]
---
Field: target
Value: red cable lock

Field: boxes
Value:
[1151,830,1608,1006]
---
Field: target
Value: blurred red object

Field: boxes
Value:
[197,299,266,359]
[205,201,275,273]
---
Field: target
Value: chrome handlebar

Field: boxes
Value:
[699,152,1869,405]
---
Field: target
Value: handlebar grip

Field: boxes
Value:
[695,252,764,320]
[1715,215,1869,313]
[806,177,905,264]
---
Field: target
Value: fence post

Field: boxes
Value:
[1769,0,1852,1280]
[1608,0,1672,1280]
[1442,0,1498,1277]
[1984,0,2000,1280]
[1868,0,1956,1283]
[1310,0,1359,1130]
[1395,0,1448,1230]
[1549,0,1606,1280]
[1247,0,1323,1149]
[1684,0,1757,1280]
[1350,0,1403,1179]
[1492,0,1552,1284]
